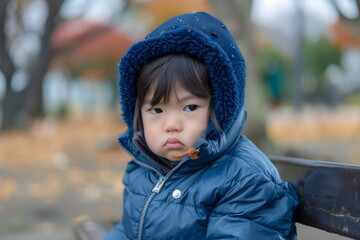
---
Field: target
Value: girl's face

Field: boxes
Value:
[141,84,210,161]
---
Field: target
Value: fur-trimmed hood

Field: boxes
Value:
[118,11,246,137]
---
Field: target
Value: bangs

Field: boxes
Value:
[137,54,211,107]
[134,53,221,133]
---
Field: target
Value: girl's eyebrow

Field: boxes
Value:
[177,95,198,102]
[177,94,209,102]
[142,94,206,106]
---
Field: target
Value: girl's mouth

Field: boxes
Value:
[165,137,184,149]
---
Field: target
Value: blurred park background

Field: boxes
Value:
[0,0,359,239]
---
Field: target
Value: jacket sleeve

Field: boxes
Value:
[103,221,127,240]
[206,173,298,240]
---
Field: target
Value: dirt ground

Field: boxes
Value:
[1,105,359,239]
[0,113,129,239]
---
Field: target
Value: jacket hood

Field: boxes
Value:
[118,11,247,137]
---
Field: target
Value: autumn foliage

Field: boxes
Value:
[51,20,134,80]
[140,0,213,28]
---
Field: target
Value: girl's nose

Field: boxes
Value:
[164,115,182,132]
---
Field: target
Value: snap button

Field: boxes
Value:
[172,189,181,199]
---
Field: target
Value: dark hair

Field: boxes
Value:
[134,54,220,133]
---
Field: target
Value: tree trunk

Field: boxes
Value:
[25,0,64,119]
[0,0,19,131]
[0,0,64,131]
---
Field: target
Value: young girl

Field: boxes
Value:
[105,12,298,240]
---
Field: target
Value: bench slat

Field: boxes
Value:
[270,156,360,240]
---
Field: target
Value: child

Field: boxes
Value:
[105,12,298,240]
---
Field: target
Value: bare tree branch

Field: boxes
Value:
[25,0,65,118]
[0,0,22,131]
[0,0,15,82]
[1,0,131,131]
[328,0,360,38]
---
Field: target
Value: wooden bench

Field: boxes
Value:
[270,155,360,239]
[72,156,360,240]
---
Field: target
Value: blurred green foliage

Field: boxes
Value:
[344,93,360,104]
[257,36,342,105]
[304,36,342,101]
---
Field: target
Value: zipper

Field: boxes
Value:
[119,140,164,240]
[137,175,166,240]
[137,192,156,240]
[152,176,166,193]
[119,137,200,239]
[136,156,196,239]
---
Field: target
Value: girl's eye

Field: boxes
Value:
[184,105,198,112]
[149,108,163,114]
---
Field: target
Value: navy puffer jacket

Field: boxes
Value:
[105,12,298,240]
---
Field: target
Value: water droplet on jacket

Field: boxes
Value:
[211,32,218,37]
[220,24,225,28]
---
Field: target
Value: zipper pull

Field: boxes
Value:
[152,176,166,193]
